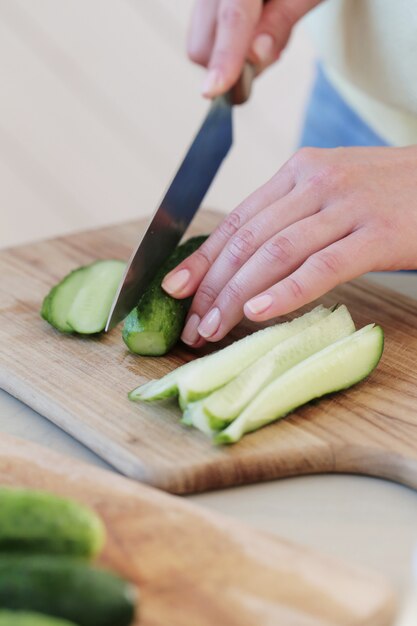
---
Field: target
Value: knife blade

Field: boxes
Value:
[105,65,254,331]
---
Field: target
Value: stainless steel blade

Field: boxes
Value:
[105,94,233,330]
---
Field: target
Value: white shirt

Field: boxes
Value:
[304,0,417,145]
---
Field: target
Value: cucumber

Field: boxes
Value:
[182,402,217,435]
[215,324,384,444]
[202,304,355,429]
[0,611,77,626]
[42,260,125,334]
[44,267,86,332]
[129,304,331,403]
[0,488,105,559]
[67,260,126,334]
[0,555,136,626]
[122,235,207,356]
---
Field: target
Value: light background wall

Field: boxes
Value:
[0,0,316,249]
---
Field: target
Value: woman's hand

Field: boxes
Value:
[188,0,323,98]
[162,145,417,345]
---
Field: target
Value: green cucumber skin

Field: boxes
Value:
[122,235,207,356]
[0,556,136,626]
[0,488,105,559]
[215,325,384,445]
[0,611,77,626]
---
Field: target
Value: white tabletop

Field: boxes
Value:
[2,272,417,602]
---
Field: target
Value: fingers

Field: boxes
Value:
[187,0,220,67]
[202,0,263,98]
[244,230,372,321]
[249,0,324,69]
[191,207,357,342]
[182,186,320,321]
[162,163,296,302]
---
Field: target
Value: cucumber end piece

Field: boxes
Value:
[123,331,169,356]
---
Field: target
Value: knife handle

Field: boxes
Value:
[229,63,256,105]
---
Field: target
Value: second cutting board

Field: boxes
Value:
[2,210,417,494]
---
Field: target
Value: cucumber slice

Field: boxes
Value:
[43,260,125,334]
[47,268,87,332]
[129,304,330,403]
[215,324,384,444]
[182,402,217,435]
[67,260,126,334]
[202,304,355,429]
[177,304,332,405]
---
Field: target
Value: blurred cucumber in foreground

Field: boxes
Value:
[122,235,207,356]
[0,555,136,626]
[0,611,77,626]
[0,488,104,558]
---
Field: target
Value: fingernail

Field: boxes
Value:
[198,307,221,338]
[201,68,223,97]
[251,33,274,65]
[245,293,273,315]
[181,313,201,346]
[162,269,191,295]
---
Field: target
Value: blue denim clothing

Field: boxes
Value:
[299,64,389,148]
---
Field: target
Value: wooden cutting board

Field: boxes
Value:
[0,432,395,626]
[2,210,417,494]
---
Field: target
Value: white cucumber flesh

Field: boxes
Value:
[177,304,331,405]
[49,268,86,332]
[215,324,384,445]
[182,403,216,435]
[203,304,355,428]
[129,305,330,404]
[67,260,125,334]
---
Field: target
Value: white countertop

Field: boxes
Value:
[2,272,417,601]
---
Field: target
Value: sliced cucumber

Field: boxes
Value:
[122,236,208,356]
[129,304,330,403]
[47,268,87,332]
[42,260,125,334]
[177,304,331,405]
[203,304,355,429]
[182,402,217,435]
[215,324,384,444]
[67,260,126,334]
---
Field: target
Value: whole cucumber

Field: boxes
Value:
[0,555,136,626]
[0,611,77,626]
[122,235,208,356]
[0,488,104,559]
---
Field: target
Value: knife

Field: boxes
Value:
[105,64,255,331]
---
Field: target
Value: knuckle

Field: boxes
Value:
[273,1,298,29]
[308,250,341,276]
[196,283,218,308]
[218,212,241,238]
[260,235,294,265]
[193,246,213,269]
[224,279,244,305]
[227,228,256,265]
[285,276,304,300]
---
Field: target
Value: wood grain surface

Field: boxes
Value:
[0,432,396,626]
[2,210,417,494]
